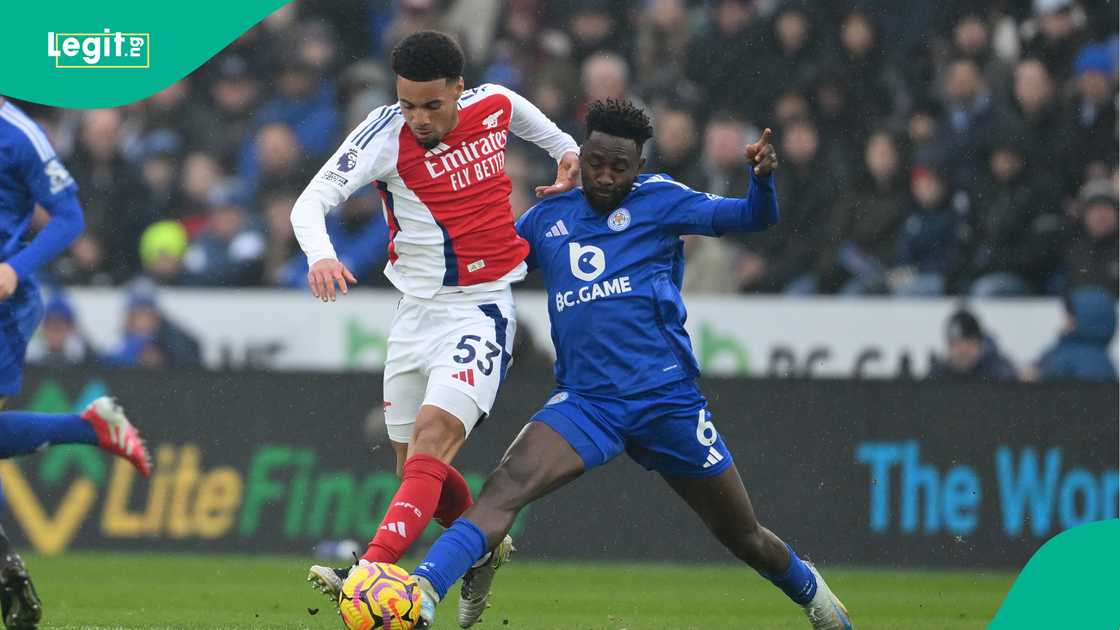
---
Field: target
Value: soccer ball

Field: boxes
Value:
[338,562,423,630]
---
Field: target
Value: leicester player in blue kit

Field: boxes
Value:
[410,100,853,629]
[0,98,151,630]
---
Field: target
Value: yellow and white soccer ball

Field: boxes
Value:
[338,562,422,630]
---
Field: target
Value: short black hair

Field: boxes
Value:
[391,31,464,82]
[586,99,653,150]
[947,309,982,342]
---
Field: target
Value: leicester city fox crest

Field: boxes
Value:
[607,208,631,232]
[337,148,359,173]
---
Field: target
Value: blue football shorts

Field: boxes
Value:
[0,281,43,396]
[531,379,733,478]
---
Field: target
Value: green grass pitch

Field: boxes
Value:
[21,552,1014,629]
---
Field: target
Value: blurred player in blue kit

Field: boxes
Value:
[0,97,151,630]
[411,100,853,629]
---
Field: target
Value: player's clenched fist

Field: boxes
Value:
[307,258,357,302]
[745,128,777,176]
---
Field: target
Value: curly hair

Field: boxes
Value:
[391,31,464,82]
[585,99,653,150]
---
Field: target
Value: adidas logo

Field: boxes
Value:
[381,521,408,537]
[423,142,452,158]
[452,369,476,386]
[544,220,569,238]
[702,447,725,469]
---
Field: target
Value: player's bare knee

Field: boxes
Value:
[409,414,466,461]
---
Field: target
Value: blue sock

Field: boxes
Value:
[761,545,818,605]
[0,411,96,459]
[414,517,489,600]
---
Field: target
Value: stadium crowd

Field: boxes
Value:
[13,0,1119,298]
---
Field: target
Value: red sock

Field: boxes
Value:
[362,454,449,564]
[434,465,473,528]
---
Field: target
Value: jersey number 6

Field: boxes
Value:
[453,334,503,376]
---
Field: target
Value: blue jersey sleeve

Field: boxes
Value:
[647,172,779,236]
[5,133,84,280]
[515,204,542,272]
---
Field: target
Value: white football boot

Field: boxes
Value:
[415,575,440,629]
[802,565,853,629]
[307,558,368,605]
[457,535,515,628]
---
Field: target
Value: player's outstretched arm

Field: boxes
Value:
[493,85,581,197]
[657,127,779,237]
[1,137,83,301]
[291,107,395,301]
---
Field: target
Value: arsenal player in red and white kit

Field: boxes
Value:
[292,31,578,625]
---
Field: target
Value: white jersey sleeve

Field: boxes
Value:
[489,84,579,162]
[291,105,401,265]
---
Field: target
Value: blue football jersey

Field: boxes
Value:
[0,100,78,277]
[516,172,777,396]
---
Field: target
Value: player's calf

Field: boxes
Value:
[716,520,790,574]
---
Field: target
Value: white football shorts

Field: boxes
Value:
[383,287,517,444]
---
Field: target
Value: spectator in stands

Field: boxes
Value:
[635,0,692,94]
[1068,43,1118,189]
[1021,0,1086,83]
[205,53,261,171]
[806,73,857,185]
[645,104,705,188]
[939,57,998,191]
[243,122,313,199]
[25,293,96,368]
[237,56,338,194]
[812,130,906,295]
[754,3,821,126]
[1062,181,1119,295]
[139,220,190,286]
[182,189,266,287]
[258,54,340,157]
[137,129,183,221]
[179,152,225,223]
[890,165,961,296]
[262,188,302,286]
[681,234,744,295]
[141,79,213,155]
[830,10,900,138]
[699,112,752,198]
[966,136,1063,296]
[563,0,627,64]
[102,286,202,368]
[1005,58,1074,194]
[906,100,946,168]
[928,309,1017,381]
[750,117,830,294]
[771,89,811,129]
[685,0,765,121]
[66,109,154,283]
[1026,287,1118,381]
[949,11,1013,101]
[579,52,642,119]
